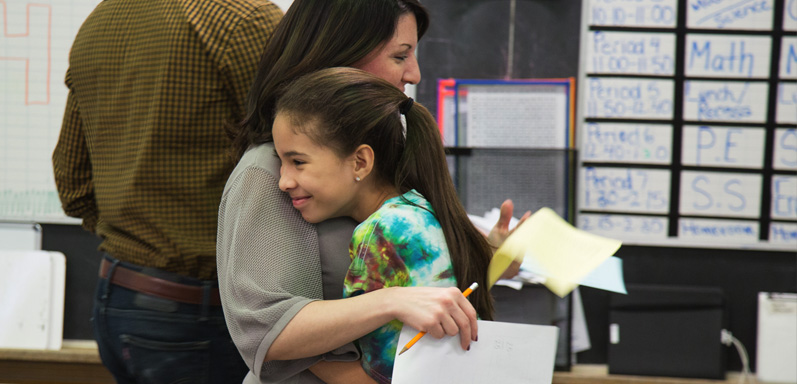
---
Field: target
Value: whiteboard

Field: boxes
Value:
[0,0,99,223]
[577,0,797,251]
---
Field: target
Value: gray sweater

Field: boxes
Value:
[217,143,359,383]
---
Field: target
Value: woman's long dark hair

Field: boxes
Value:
[228,0,429,161]
[276,67,494,320]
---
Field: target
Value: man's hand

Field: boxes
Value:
[487,199,531,279]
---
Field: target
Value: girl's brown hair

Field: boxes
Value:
[229,0,429,161]
[276,67,494,320]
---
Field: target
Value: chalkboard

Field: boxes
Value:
[577,0,797,251]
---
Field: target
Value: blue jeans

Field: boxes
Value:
[92,257,248,384]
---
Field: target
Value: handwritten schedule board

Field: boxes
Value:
[578,0,797,250]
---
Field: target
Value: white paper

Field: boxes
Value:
[756,292,797,383]
[0,250,65,350]
[392,321,559,384]
[521,255,626,294]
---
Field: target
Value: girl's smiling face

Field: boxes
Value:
[273,113,359,224]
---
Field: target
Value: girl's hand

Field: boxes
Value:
[387,286,479,352]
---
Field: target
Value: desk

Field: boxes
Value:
[0,340,113,384]
[0,344,751,384]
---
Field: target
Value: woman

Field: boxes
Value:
[217,1,523,382]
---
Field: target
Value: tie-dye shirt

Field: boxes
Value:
[343,190,457,384]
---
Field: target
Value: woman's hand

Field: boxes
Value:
[386,286,479,352]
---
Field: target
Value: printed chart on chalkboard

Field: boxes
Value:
[0,0,99,223]
[577,0,797,250]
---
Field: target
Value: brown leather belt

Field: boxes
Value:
[99,259,222,306]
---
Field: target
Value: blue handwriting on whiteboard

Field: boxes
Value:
[588,78,672,118]
[592,1,675,26]
[580,215,666,235]
[693,0,772,28]
[695,126,743,164]
[690,175,746,211]
[689,40,755,77]
[785,42,797,76]
[770,224,797,242]
[585,123,670,161]
[778,129,797,167]
[685,82,752,120]
[583,167,668,210]
[779,84,797,106]
[679,219,756,237]
[592,32,673,74]
[772,178,797,217]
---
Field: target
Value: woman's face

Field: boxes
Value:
[352,13,420,92]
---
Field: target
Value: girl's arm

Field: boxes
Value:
[266,285,478,360]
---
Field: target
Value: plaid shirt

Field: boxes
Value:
[52,0,281,279]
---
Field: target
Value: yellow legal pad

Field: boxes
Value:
[487,207,622,297]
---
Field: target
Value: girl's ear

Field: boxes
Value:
[352,144,375,180]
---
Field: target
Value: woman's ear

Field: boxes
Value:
[352,144,375,181]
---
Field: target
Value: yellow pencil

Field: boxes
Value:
[398,282,479,356]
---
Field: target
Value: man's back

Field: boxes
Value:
[55,0,281,279]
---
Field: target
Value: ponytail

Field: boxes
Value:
[397,100,495,320]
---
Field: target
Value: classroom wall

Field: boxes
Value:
[418,0,796,372]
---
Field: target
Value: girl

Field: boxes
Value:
[273,67,495,383]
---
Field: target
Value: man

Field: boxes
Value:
[52,0,282,381]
